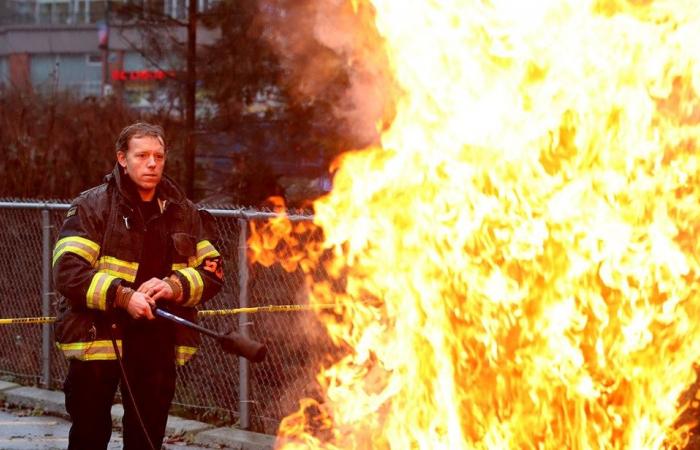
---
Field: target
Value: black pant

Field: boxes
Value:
[64,320,176,450]
[64,359,119,450]
[122,319,176,450]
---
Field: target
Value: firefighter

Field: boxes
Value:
[53,122,224,450]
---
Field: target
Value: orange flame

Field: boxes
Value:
[255,1,700,448]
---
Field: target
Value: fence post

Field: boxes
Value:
[237,218,250,429]
[41,209,52,388]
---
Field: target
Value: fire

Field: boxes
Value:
[251,0,700,448]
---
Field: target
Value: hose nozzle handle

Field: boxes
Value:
[153,307,267,362]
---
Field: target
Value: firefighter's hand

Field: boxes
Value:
[137,277,178,302]
[126,292,155,320]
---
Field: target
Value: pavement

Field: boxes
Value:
[0,381,276,450]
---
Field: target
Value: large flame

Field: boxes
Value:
[250,0,700,448]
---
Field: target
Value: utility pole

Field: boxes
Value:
[99,1,110,97]
[184,0,197,198]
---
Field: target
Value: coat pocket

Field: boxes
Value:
[54,309,97,345]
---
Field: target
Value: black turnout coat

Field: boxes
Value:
[53,164,224,365]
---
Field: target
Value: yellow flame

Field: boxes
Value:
[263,0,700,448]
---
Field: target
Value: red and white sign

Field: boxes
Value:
[111,70,174,81]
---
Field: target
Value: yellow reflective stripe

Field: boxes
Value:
[175,345,197,365]
[193,240,220,267]
[86,272,117,310]
[56,340,122,360]
[52,236,100,266]
[171,263,187,271]
[97,256,139,283]
[176,268,204,307]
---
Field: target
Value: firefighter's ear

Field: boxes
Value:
[117,150,127,168]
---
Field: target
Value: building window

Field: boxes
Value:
[86,54,102,66]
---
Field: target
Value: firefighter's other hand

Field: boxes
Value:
[127,292,155,320]
[137,277,176,302]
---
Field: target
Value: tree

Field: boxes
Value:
[199,0,395,163]
[0,89,185,198]
[198,0,280,129]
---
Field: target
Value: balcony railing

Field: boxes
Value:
[0,0,219,26]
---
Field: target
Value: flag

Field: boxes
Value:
[97,20,109,49]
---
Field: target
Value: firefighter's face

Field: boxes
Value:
[117,135,166,201]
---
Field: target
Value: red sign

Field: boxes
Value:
[111,70,174,82]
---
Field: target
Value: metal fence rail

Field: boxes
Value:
[0,200,335,434]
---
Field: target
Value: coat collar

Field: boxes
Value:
[105,163,187,209]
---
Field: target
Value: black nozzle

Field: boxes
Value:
[153,307,267,362]
[219,329,267,362]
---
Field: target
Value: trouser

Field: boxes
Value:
[64,359,119,450]
[64,318,176,450]
[122,318,176,450]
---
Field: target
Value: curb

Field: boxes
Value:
[0,381,275,450]
[194,427,277,450]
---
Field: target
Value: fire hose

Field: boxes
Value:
[119,306,267,449]
[0,305,340,362]
[0,303,333,450]
[153,307,267,362]
[0,304,338,364]
[0,303,336,326]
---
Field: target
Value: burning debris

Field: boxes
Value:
[252,1,700,448]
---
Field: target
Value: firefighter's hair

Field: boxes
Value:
[115,122,166,153]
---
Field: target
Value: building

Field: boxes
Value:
[0,0,217,108]
[0,0,331,205]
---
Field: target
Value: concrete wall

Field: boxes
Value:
[0,56,8,87]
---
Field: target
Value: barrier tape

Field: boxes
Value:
[197,304,336,316]
[0,304,338,325]
[0,316,56,325]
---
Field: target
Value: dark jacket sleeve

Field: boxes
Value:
[52,199,121,312]
[171,208,224,307]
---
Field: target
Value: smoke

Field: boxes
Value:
[256,0,397,148]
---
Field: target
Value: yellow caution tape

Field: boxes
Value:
[0,317,56,325]
[197,304,336,317]
[0,304,337,325]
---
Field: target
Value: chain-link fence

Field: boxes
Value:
[0,200,336,435]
